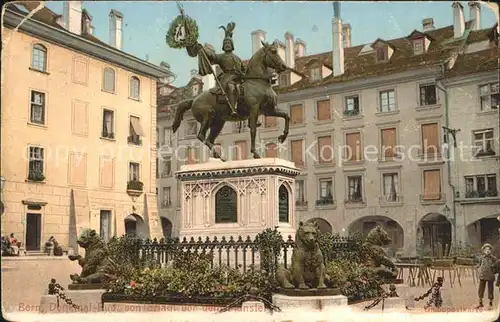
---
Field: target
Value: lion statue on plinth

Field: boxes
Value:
[68,228,109,284]
[361,225,398,279]
[276,221,327,289]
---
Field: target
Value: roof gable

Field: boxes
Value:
[371,38,395,49]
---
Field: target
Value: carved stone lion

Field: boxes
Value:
[68,229,109,284]
[276,221,326,289]
[361,225,398,279]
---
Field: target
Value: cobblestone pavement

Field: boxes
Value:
[1,257,79,314]
[351,272,500,313]
[1,259,497,316]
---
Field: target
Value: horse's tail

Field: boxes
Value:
[172,99,193,133]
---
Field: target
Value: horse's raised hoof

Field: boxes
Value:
[253,153,261,159]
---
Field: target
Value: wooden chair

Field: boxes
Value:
[429,258,461,288]
[454,257,477,284]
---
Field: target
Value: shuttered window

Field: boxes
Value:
[316,99,331,121]
[291,140,304,166]
[318,135,333,163]
[381,128,397,158]
[423,169,441,200]
[290,104,304,124]
[421,123,439,155]
[345,132,362,161]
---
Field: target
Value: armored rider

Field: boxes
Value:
[196,22,261,127]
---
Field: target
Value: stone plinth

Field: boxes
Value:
[40,289,106,314]
[175,158,300,240]
[272,293,348,312]
[381,297,406,311]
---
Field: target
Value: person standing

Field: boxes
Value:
[476,243,498,309]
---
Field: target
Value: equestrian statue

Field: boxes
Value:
[166,3,291,160]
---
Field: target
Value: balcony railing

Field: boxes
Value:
[343,109,360,117]
[344,194,364,204]
[379,195,404,203]
[27,170,45,182]
[128,135,142,145]
[465,190,498,198]
[316,197,335,206]
[127,180,144,192]
[295,200,308,207]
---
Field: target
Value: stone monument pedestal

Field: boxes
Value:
[272,293,348,312]
[39,284,106,314]
[175,158,300,240]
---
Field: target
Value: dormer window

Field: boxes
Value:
[371,38,395,62]
[413,39,424,55]
[310,67,321,81]
[376,47,386,61]
[408,30,432,55]
[279,73,290,87]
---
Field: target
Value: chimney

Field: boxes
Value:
[295,39,306,58]
[284,32,295,69]
[342,23,352,48]
[468,1,481,30]
[63,1,82,35]
[109,9,124,50]
[160,61,171,70]
[452,2,465,38]
[81,9,92,35]
[251,30,266,55]
[190,69,200,79]
[332,2,344,77]
[422,18,435,31]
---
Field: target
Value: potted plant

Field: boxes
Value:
[28,170,45,182]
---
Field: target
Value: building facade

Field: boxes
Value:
[1,2,173,252]
[157,1,498,255]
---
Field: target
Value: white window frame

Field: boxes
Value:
[31,43,47,72]
[319,178,333,199]
[102,108,115,139]
[99,210,112,242]
[419,83,437,106]
[473,129,495,155]
[295,179,306,202]
[310,67,321,81]
[129,76,140,99]
[162,156,172,177]
[103,67,116,93]
[465,174,497,197]
[346,175,363,202]
[382,172,400,200]
[29,90,46,125]
[128,162,140,181]
[479,82,499,111]
[379,89,396,112]
[28,145,45,178]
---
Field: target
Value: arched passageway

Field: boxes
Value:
[161,217,173,238]
[418,213,452,256]
[348,216,404,256]
[124,213,146,237]
[306,218,332,234]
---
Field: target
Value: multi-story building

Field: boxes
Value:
[158,1,498,255]
[1,2,173,252]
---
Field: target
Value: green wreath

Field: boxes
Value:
[166,14,199,49]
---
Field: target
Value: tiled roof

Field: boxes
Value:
[157,77,202,107]
[7,2,126,53]
[276,22,477,93]
[160,21,497,106]
[444,47,498,78]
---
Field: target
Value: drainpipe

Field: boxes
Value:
[436,77,458,249]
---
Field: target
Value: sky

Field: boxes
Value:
[45,1,498,86]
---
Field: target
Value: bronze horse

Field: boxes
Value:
[172,41,290,160]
